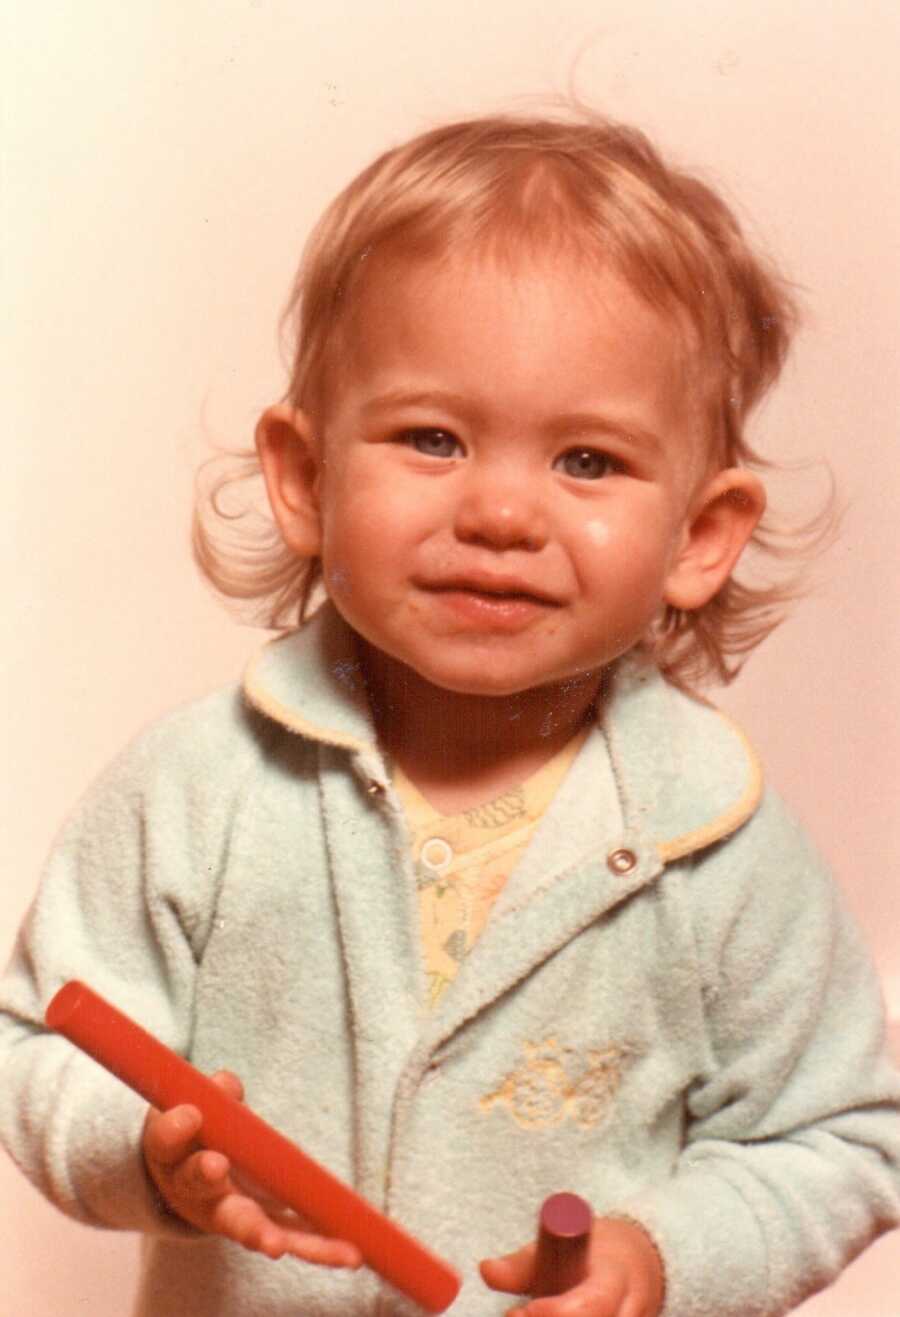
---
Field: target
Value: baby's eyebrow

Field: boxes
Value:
[361,388,482,423]
[551,412,663,453]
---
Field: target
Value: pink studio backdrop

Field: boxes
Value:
[4,2,898,1313]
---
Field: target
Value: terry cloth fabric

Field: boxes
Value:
[0,603,898,1317]
[394,727,592,1007]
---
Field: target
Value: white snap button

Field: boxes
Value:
[420,837,453,875]
[607,847,638,876]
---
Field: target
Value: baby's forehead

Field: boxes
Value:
[347,241,693,345]
[342,245,701,399]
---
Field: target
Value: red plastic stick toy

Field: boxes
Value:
[531,1192,593,1297]
[45,980,460,1313]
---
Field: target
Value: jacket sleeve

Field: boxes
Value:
[0,698,247,1237]
[619,788,900,1317]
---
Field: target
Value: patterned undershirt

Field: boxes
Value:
[393,727,590,1008]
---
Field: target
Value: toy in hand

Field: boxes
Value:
[45,981,461,1313]
[531,1192,593,1297]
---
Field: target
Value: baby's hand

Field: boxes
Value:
[141,1069,362,1268]
[480,1216,664,1317]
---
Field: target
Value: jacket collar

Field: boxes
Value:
[243,604,762,865]
[244,603,375,754]
[599,655,763,862]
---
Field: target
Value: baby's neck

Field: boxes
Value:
[359,644,605,815]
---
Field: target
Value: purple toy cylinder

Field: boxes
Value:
[531,1192,593,1297]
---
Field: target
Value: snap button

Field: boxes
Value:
[420,837,453,875]
[366,780,385,796]
[607,847,638,876]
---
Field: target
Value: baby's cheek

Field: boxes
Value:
[582,518,612,549]
[577,514,670,598]
[319,489,409,607]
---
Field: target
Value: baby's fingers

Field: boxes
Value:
[520,1267,629,1317]
[480,1244,537,1295]
[209,1068,244,1102]
[518,1261,658,1317]
[143,1069,244,1168]
[141,1070,361,1270]
[482,1251,652,1317]
[143,1102,204,1169]
[271,1219,363,1269]
[210,1194,362,1268]
[210,1192,285,1256]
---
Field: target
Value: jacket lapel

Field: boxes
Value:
[409,723,665,1064]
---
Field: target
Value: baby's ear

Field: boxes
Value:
[255,405,322,558]
[663,468,765,612]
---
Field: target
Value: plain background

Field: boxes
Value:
[3,0,898,1311]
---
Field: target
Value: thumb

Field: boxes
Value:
[480,1242,536,1295]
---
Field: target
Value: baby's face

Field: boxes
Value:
[310,252,710,697]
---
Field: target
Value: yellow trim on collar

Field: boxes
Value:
[656,713,764,864]
[242,647,373,755]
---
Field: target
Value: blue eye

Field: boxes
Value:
[554,448,615,480]
[399,428,462,458]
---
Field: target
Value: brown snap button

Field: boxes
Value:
[366,780,385,796]
[607,847,638,876]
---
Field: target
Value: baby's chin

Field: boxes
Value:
[370,646,604,704]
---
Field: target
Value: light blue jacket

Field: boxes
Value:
[1,604,899,1317]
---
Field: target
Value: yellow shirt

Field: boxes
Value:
[393,729,590,1008]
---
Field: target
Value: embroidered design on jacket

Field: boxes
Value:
[479,1036,630,1130]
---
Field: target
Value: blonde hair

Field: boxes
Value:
[194,109,828,686]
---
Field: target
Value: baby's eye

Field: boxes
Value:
[553,447,617,480]
[398,428,463,458]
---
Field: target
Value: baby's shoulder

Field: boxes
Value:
[134,682,264,758]
[83,682,288,809]
[632,674,833,901]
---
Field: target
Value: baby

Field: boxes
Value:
[1,111,899,1317]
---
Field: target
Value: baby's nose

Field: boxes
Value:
[453,472,547,551]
